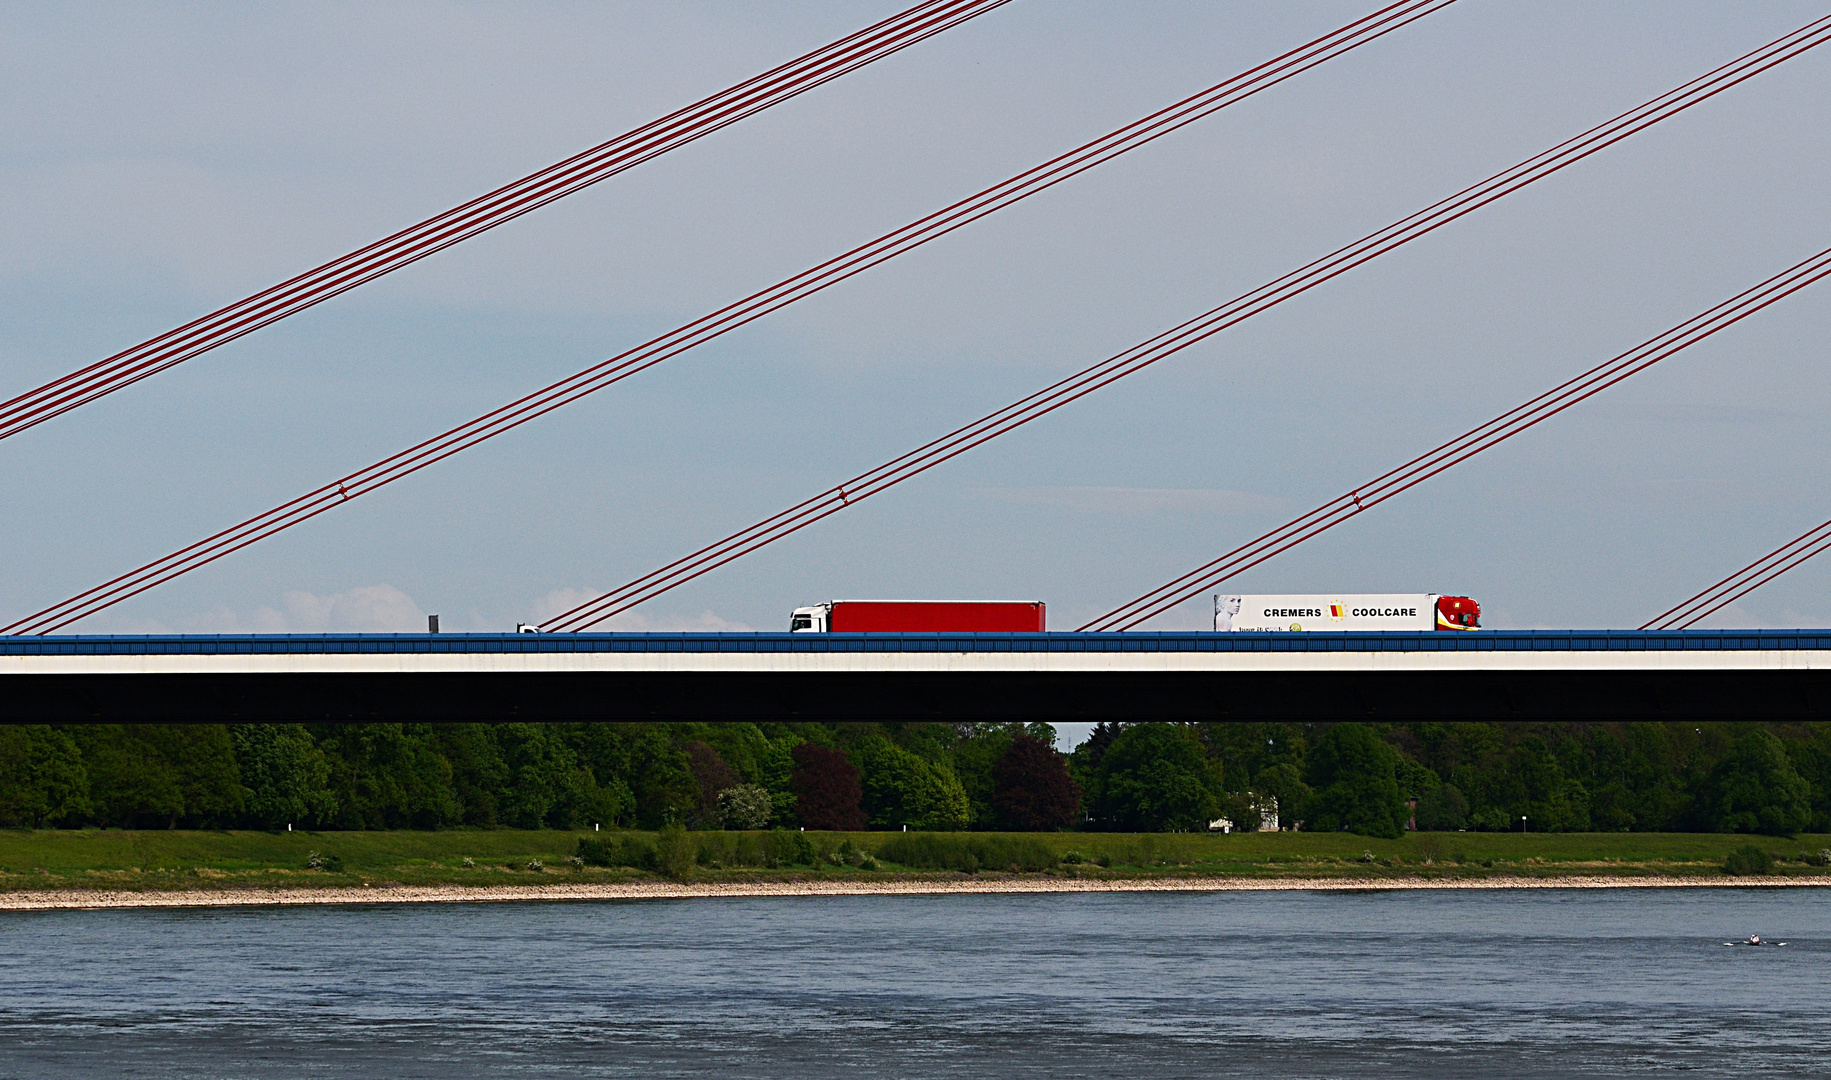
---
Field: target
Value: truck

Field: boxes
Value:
[789,600,1046,633]
[1214,593,1480,632]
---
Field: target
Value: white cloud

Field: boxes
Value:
[527,588,752,632]
[158,584,427,633]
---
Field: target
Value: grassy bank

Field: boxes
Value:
[1,828,1827,893]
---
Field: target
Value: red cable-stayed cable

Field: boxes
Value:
[5,0,1457,635]
[1083,246,1831,631]
[533,18,1831,634]
[0,0,1010,442]
[1643,518,1831,629]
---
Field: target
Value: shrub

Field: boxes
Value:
[875,833,1057,872]
[1724,845,1774,876]
[305,850,344,872]
[718,785,774,830]
[656,823,696,881]
[1061,850,1086,865]
[833,839,866,867]
[576,835,657,870]
[762,828,813,868]
[525,859,544,871]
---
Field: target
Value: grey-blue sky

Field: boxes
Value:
[3,1,1829,635]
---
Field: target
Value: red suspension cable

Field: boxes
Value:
[0,0,1011,442]
[6,0,1456,635]
[1083,246,1831,631]
[1642,518,1831,629]
[534,17,1831,634]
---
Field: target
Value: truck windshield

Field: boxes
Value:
[789,615,813,631]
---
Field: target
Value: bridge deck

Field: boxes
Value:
[3,630,1828,721]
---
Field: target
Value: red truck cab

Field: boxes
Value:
[1436,595,1480,630]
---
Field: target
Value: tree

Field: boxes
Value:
[684,741,738,829]
[312,723,457,829]
[78,724,242,828]
[1701,729,1812,836]
[1301,723,1408,838]
[1414,783,1469,831]
[231,724,334,829]
[1084,723,1223,832]
[790,742,865,830]
[0,725,90,828]
[951,724,1016,829]
[991,734,1080,830]
[496,723,607,829]
[718,784,774,829]
[1251,763,1310,828]
[854,735,969,831]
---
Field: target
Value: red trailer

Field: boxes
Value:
[789,600,1045,632]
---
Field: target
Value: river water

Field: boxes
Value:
[1,888,1825,1078]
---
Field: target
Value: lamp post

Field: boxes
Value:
[1521,815,1528,834]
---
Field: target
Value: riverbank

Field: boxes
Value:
[3,829,1826,904]
[3,873,1827,911]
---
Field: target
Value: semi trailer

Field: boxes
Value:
[1214,594,1479,632]
[789,600,1046,633]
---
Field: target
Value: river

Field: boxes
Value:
[1,887,1825,1078]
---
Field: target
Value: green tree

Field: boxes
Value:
[1414,783,1469,831]
[1700,729,1812,836]
[1300,723,1407,838]
[1083,723,1223,832]
[313,723,458,829]
[953,724,1020,828]
[0,725,90,828]
[231,724,335,829]
[435,723,511,827]
[854,735,970,830]
[1251,762,1310,827]
[498,723,602,829]
[78,724,242,828]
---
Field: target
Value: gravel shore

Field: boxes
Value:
[2,875,1823,911]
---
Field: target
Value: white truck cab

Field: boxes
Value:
[788,604,831,632]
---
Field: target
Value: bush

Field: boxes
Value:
[762,828,813,868]
[718,785,774,830]
[1724,845,1774,876]
[576,835,657,870]
[875,833,1058,872]
[832,838,866,867]
[1061,850,1086,865]
[305,850,344,872]
[656,823,696,881]
[1807,849,1831,868]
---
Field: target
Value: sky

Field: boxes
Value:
[4,0,1831,645]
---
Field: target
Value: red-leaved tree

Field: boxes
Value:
[790,743,865,830]
[684,741,737,828]
[992,734,1081,830]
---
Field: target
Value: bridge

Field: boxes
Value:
[6,5,1831,673]
[4,629,1827,721]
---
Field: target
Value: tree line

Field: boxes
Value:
[1,721,1826,837]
